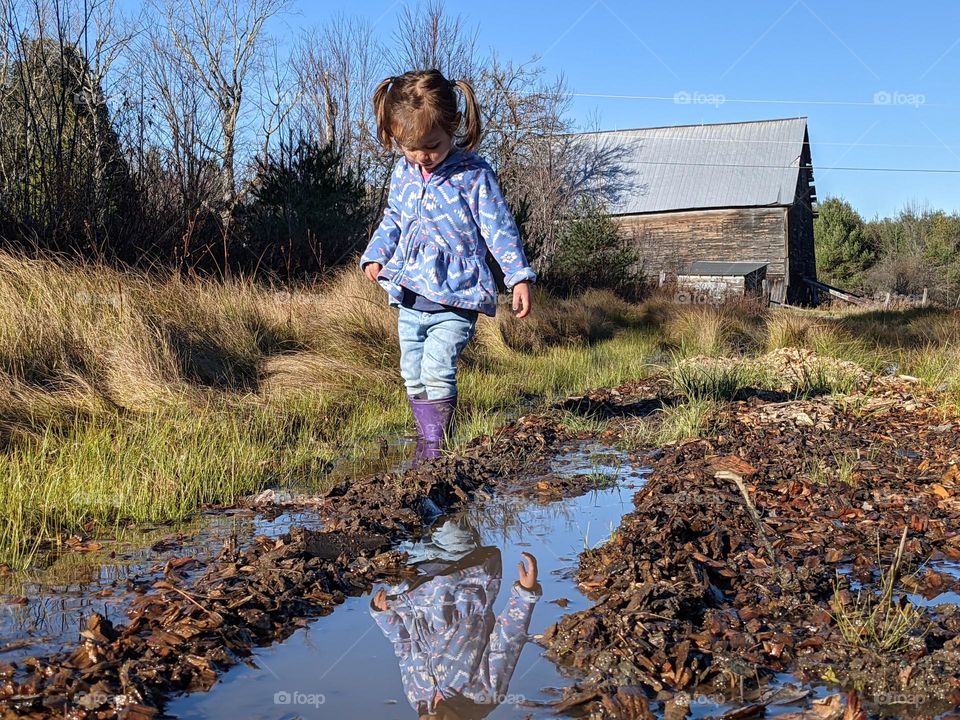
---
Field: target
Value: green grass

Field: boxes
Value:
[783,361,864,399]
[555,409,611,435]
[830,531,927,653]
[619,398,717,449]
[807,452,859,487]
[5,249,960,571]
[669,360,747,401]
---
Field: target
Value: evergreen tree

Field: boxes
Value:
[241,140,374,277]
[814,197,875,290]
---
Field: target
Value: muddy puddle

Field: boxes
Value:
[0,508,324,664]
[907,561,960,609]
[160,444,650,719]
[5,378,960,720]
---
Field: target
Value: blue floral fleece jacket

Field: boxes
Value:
[370,549,540,715]
[359,148,537,316]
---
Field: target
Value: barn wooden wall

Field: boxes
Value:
[613,206,787,283]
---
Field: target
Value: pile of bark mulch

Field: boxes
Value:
[0,414,576,719]
[541,375,960,719]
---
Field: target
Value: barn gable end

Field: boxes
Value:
[574,117,818,305]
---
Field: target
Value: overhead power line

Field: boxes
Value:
[627,160,960,173]
[571,92,942,108]
[582,134,960,151]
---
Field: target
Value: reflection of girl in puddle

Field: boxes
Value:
[370,516,541,719]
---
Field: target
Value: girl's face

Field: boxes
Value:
[398,123,456,172]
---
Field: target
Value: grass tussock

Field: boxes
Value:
[619,399,717,449]
[663,300,765,358]
[494,287,641,354]
[807,451,860,487]
[765,311,828,352]
[830,530,927,653]
[669,358,747,401]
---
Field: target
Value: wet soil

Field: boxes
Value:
[0,414,594,719]
[540,374,960,718]
[3,357,960,719]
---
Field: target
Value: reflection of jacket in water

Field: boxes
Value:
[370,546,541,717]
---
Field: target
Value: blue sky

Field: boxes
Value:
[290,1,960,219]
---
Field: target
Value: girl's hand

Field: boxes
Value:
[517,552,538,590]
[364,262,383,284]
[512,281,532,319]
[373,587,390,611]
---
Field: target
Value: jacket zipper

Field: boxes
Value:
[391,163,431,290]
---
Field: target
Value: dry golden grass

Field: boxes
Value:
[6,248,960,570]
[765,310,828,352]
[661,300,765,357]
[494,287,640,353]
[0,251,661,568]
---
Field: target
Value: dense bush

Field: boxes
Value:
[814,197,960,304]
[541,202,643,297]
[863,207,960,303]
[240,141,376,277]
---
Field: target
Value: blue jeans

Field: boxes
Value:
[398,307,477,399]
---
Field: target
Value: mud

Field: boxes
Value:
[3,358,960,719]
[541,372,960,718]
[0,414,578,719]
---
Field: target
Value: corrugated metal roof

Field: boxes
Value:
[576,118,808,215]
[682,261,769,276]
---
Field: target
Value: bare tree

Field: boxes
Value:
[291,13,384,172]
[256,38,299,168]
[148,0,291,276]
[0,0,133,253]
[477,54,637,272]
[0,0,15,202]
[391,0,478,83]
[138,21,222,269]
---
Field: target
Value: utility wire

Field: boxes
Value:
[626,160,960,173]
[571,92,943,108]
[579,133,960,151]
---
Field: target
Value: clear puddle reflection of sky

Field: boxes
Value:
[166,445,650,719]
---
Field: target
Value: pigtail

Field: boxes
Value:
[373,76,396,152]
[454,79,482,151]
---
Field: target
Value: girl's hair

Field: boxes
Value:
[373,69,481,153]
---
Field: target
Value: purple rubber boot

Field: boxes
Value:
[408,394,457,466]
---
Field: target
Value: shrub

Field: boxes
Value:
[241,140,375,277]
[541,202,643,297]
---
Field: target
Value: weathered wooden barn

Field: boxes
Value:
[580,117,818,305]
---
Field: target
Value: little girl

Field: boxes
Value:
[360,69,536,465]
